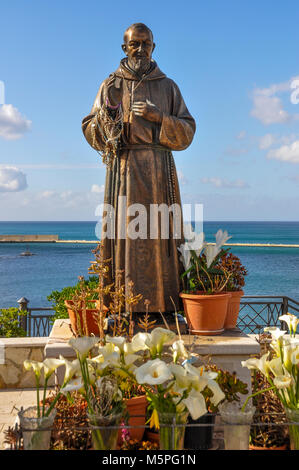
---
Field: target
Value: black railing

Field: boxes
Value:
[238,296,299,334]
[3,295,299,337]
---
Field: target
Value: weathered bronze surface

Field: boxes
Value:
[82,23,196,314]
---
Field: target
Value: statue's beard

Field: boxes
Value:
[128,57,151,75]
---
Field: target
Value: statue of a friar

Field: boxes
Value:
[82,23,196,316]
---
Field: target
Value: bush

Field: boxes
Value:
[47,276,99,323]
[0,308,28,337]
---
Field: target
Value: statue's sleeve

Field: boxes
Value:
[81,82,107,152]
[159,81,196,151]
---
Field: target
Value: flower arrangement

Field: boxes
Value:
[241,313,299,449]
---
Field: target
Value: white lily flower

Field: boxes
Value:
[42,358,64,379]
[135,358,173,385]
[146,327,176,356]
[23,360,44,377]
[204,244,221,268]
[182,389,207,420]
[59,356,81,384]
[206,379,225,406]
[169,363,190,390]
[177,243,192,272]
[130,332,151,352]
[105,335,126,352]
[291,347,299,366]
[68,336,99,359]
[60,376,85,395]
[279,314,299,336]
[241,353,270,376]
[215,229,232,248]
[183,363,210,392]
[91,351,121,369]
[268,357,284,377]
[273,375,292,389]
[171,340,189,363]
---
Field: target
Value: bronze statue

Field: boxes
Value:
[82,23,196,315]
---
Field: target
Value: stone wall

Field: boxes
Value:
[0,337,53,389]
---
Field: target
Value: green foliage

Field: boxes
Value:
[203,364,248,413]
[47,276,99,323]
[0,308,28,337]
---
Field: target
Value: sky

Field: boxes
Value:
[0,0,299,221]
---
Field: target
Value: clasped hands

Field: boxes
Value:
[107,84,162,123]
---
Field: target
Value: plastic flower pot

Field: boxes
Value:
[87,412,123,450]
[18,406,56,450]
[179,292,231,335]
[184,412,215,450]
[219,402,255,450]
[158,411,188,450]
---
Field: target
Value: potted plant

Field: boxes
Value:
[19,357,66,450]
[218,252,248,329]
[184,364,248,450]
[178,227,233,335]
[242,313,299,450]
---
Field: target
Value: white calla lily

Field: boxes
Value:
[273,375,293,389]
[23,359,44,377]
[279,313,299,336]
[105,335,126,352]
[59,356,81,384]
[60,376,85,395]
[241,353,270,376]
[135,358,173,385]
[146,327,176,357]
[171,340,189,363]
[42,358,64,379]
[177,243,192,272]
[68,336,99,359]
[182,389,207,420]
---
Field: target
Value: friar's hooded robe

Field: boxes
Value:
[82,59,196,313]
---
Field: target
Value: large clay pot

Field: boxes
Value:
[65,299,108,336]
[179,292,231,335]
[224,290,244,329]
[118,395,148,445]
[249,444,287,451]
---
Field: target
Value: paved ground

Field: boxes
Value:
[0,388,41,449]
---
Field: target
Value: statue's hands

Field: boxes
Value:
[132,100,163,123]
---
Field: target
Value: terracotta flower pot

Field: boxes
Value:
[118,395,148,445]
[224,290,244,329]
[65,299,108,336]
[249,444,287,451]
[179,292,231,336]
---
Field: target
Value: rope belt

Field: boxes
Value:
[119,144,169,151]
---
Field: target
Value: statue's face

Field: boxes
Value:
[122,27,155,74]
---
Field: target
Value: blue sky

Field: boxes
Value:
[0,0,299,221]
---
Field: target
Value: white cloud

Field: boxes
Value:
[91,184,105,193]
[236,130,247,140]
[259,133,276,150]
[0,165,28,192]
[201,177,249,189]
[267,141,299,164]
[177,170,188,185]
[251,76,299,125]
[0,104,32,140]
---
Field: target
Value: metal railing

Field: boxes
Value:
[1,295,298,337]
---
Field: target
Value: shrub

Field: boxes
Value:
[0,308,28,337]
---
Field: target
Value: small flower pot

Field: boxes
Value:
[65,300,108,336]
[184,413,215,450]
[118,395,148,445]
[224,290,244,329]
[18,406,56,450]
[179,292,231,335]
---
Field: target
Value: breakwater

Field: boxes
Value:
[1,235,299,247]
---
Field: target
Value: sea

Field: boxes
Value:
[0,221,299,312]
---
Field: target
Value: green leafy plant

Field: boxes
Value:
[0,308,28,337]
[47,276,99,323]
[203,364,248,413]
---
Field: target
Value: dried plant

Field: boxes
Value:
[138,300,157,332]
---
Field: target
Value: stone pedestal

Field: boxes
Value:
[44,320,260,393]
